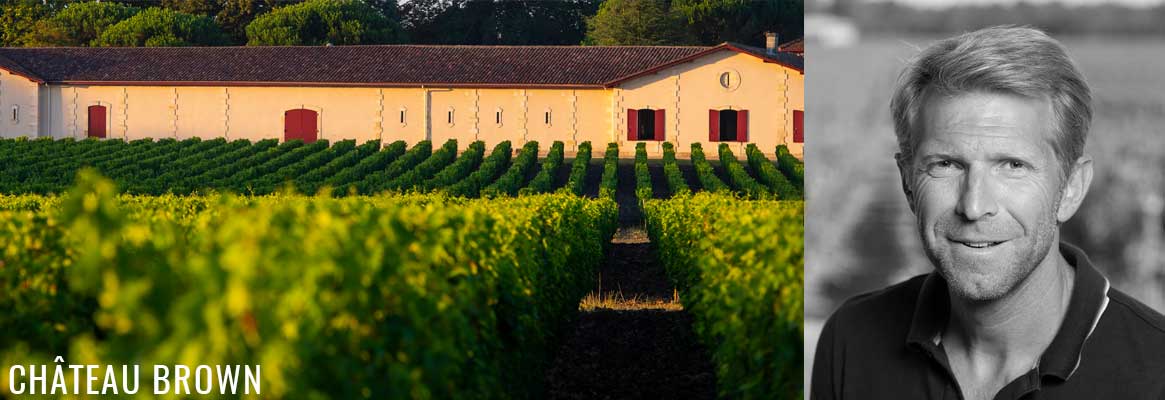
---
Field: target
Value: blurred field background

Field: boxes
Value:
[804,11,1165,394]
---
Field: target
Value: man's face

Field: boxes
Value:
[899,91,1074,301]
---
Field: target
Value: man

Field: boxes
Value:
[810,26,1165,400]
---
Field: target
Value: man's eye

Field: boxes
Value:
[925,160,960,177]
[1006,160,1026,169]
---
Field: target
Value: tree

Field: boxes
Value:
[216,0,281,44]
[672,0,803,47]
[162,0,223,17]
[95,7,229,46]
[583,0,694,46]
[245,0,405,45]
[0,0,53,46]
[399,0,599,45]
[22,1,140,47]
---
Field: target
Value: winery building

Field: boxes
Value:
[0,37,803,157]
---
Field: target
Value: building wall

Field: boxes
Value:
[0,70,39,139]
[11,50,803,159]
[617,50,803,158]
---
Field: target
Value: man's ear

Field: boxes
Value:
[895,152,917,215]
[1057,155,1093,222]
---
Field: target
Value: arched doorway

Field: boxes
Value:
[284,108,318,143]
[87,105,107,138]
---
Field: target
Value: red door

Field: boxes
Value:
[88,105,107,138]
[284,109,318,143]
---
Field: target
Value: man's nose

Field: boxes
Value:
[955,166,999,221]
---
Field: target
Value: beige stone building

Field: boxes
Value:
[0,38,803,158]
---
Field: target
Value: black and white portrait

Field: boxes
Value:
[805,5,1165,399]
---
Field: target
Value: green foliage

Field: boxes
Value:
[560,141,592,196]
[518,141,564,195]
[215,0,278,44]
[599,142,618,199]
[634,142,652,200]
[379,139,458,192]
[747,144,800,200]
[399,0,599,45]
[671,0,803,47]
[245,0,405,46]
[296,139,382,195]
[21,1,140,46]
[95,7,228,46]
[583,0,694,45]
[421,140,485,191]
[357,140,433,194]
[446,141,512,198]
[718,143,770,199]
[1,170,618,398]
[644,194,804,399]
[689,143,730,193]
[775,144,804,188]
[0,0,52,46]
[481,141,539,198]
[662,141,690,196]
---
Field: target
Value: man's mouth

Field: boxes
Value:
[952,239,1006,249]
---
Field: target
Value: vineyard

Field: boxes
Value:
[0,137,803,200]
[0,136,804,399]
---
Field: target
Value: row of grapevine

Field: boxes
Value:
[747,144,802,200]
[776,144,804,188]
[481,141,539,197]
[420,141,487,191]
[644,194,804,400]
[690,143,730,194]
[561,142,592,196]
[0,171,618,399]
[661,142,691,196]
[599,143,619,199]
[518,141,565,195]
[634,142,653,200]
[445,141,513,198]
[718,143,772,200]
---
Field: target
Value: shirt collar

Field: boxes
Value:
[905,242,1111,381]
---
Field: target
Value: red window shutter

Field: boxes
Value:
[709,110,719,142]
[88,105,106,138]
[285,110,298,141]
[654,109,665,141]
[302,110,318,143]
[737,110,749,142]
[793,110,804,143]
[627,108,638,141]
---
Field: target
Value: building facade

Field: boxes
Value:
[0,41,803,157]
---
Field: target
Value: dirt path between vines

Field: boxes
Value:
[545,159,716,400]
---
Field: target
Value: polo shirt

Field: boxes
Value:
[811,242,1165,400]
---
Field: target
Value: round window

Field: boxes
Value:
[719,70,741,91]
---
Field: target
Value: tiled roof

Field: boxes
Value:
[778,38,804,54]
[731,43,803,71]
[0,43,801,87]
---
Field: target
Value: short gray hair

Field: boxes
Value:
[890,26,1092,176]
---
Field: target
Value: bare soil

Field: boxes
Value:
[545,160,716,400]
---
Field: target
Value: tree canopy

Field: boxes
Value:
[583,0,695,46]
[21,1,140,47]
[399,0,600,45]
[95,7,229,47]
[245,0,405,45]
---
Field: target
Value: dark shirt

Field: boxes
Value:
[811,243,1165,400]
